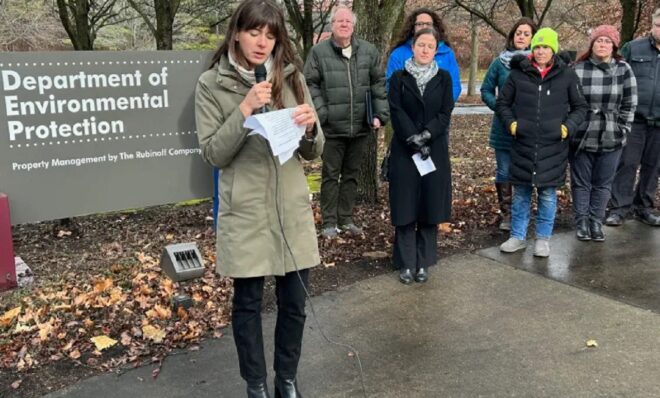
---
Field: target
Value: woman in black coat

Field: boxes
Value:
[496,28,588,258]
[387,28,454,284]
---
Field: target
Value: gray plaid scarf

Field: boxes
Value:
[404,58,438,96]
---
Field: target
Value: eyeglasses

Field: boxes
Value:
[414,22,433,28]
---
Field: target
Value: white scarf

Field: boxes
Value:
[227,51,274,85]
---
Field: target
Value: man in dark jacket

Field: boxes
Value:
[605,8,660,227]
[304,5,389,238]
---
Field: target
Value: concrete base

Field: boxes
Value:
[47,226,660,398]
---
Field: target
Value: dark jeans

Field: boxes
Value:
[570,148,622,222]
[320,136,368,227]
[232,269,309,383]
[393,222,437,271]
[609,122,660,216]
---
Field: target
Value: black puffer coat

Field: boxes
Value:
[496,54,588,187]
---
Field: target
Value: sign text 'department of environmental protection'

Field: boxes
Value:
[0,51,215,224]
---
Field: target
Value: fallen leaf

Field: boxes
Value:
[94,278,114,293]
[121,331,132,346]
[91,335,118,351]
[142,325,166,343]
[586,339,598,348]
[0,307,21,327]
[11,379,22,389]
[439,223,453,234]
[69,349,81,359]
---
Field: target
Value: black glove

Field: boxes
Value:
[405,130,431,151]
[419,145,431,160]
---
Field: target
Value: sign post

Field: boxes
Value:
[0,193,17,291]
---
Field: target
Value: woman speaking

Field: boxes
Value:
[195,0,324,396]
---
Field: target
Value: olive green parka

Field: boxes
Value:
[195,55,324,278]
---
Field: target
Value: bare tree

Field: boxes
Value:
[127,0,233,50]
[352,0,406,203]
[620,0,649,44]
[0,0,65,51]
[453,0,554,37]
[56,0,128,50]
[283,0,337,60]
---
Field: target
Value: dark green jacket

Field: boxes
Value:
[304,36,389,138]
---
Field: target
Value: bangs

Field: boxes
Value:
[237,3,282,37]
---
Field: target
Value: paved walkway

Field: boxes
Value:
[47,223,660,397]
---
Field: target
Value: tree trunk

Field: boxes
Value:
[467,21,479,97]
[155,0,174,50]
[57,0,94,50]
[353,0,406,204]
[620,0,639,45]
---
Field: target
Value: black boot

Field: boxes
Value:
[415,267,428,283]
[399,268,414,284]
[590,219,605,242]
[247,381,271,398]
[274,377,302,398]
[496,182,512,231]
[576,218,591,241]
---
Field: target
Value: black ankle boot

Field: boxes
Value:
[247,381,271,398]
[399,268,413,284]
[415,267,428,283]
[590,219,605,242]
[576,218,591,241]
[274,377,302,398]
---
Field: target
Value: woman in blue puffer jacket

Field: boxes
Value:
[481,17,537,231]
[386,7,461,101]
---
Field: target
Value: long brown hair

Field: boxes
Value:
[209,0,304,108]
[389,8,449,57]
[575,42,623,63]
[505,17,538,50]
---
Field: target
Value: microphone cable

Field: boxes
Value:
[269,152,369,398]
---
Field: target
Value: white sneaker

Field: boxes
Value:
[499,237,527,253]
[533,238,550,257]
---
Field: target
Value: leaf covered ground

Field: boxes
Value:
[1,115,581,397]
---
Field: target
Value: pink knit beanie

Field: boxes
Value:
[590,25,620,47]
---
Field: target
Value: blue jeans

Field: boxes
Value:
[511,185,558,240]
[495,149,511,183]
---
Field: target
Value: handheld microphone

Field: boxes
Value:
[254,64,267,114]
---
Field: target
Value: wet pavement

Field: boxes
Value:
[46,225,660,398]
[479,219,660,314]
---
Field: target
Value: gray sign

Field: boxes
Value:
[0,51,215,224]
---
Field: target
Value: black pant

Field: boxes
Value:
[320,136,368,227]
[570,149,622,222]
[232,269,309,383]
[609,122,660,216]
[393,222,437,271]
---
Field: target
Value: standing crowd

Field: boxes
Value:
[194,1,660,396]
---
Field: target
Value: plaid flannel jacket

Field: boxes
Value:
[573,58,637,152]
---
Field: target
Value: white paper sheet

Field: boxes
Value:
[412,153,436,176]
[244,108,305,164]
